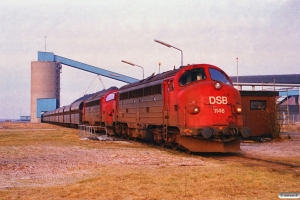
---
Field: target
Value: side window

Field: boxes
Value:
[120,92,128,100]
[250,100,266,110]
[106,93,115,102]
[179,68,206,86]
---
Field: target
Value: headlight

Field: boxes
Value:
[187,105,200,115]
[236,106,242,114]
[215,82,222,90]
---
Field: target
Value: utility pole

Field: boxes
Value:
[154,39,183,67]
[44,36,47,52]
[236,57,239,89]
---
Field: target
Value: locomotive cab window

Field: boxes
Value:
[179,68,206,86]
[250,100,266,110]
[209,68,232,85]
[106,93,115,102]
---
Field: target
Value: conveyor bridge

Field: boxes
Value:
[38,51,139,84]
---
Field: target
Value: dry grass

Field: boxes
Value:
[2,165,299,200]
[1,122,300,200]
[281,124,300,132]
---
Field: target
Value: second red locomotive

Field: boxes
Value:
[42,64,250,152]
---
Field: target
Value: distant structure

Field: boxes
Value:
[20,116,30,121]
[230,74,300,91]
[30,61,61,123]
[30,52,138,123]
[31,51,299,124]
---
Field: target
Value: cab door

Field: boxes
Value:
[163,80,169,126]
[103,92,117,135]
[163,79,177,126]
[103,93,116,126]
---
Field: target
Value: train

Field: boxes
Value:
[42,64,251,152]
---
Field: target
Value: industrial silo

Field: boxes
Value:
[30,61,61,123]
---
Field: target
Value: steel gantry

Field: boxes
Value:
[38,52,139,84]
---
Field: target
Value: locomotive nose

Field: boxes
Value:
[241,127,251,138]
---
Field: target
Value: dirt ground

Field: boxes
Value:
[1,122,300,189]
[240,132,300,161]
[1,143,210,188]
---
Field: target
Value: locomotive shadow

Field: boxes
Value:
[194,152,239,158]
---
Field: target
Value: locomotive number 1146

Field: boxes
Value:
[213,108,225,113]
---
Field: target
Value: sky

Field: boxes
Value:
[0,0,299,119]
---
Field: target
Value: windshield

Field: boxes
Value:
[209,68,232,85]
[179,68,206,86]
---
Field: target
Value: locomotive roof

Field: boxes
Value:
[72,93,95,103]
[120,68,180,90]
[72,86,118,103]
[119,64,224,90]
[85,86,118,102]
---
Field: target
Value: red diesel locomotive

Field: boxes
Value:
[42,64,250,152]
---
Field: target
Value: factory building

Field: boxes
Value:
[30,61,61,123]
[30,52,300,127]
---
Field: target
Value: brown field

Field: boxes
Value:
[0,122,300,200]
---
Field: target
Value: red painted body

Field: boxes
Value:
[172,65,243,137]
[42,64,250,152]
[102,90,118,127]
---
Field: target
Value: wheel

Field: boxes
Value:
[172,144,178,151]
[185,149,191,154]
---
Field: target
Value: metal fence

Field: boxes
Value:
[279,105,300,125]
[279,113,300,125]
[78,125,107,139]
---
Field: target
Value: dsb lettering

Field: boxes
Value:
[209,96,228,104]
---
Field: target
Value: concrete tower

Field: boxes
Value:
[30,61,61,123]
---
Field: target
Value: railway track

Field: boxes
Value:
[199,152,300,172]
[237,154,300,168]
[80,130,300,172]
[104,135,300,171]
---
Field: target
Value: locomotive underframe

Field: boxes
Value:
[111,122,242,152]
[180,125,243,140]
